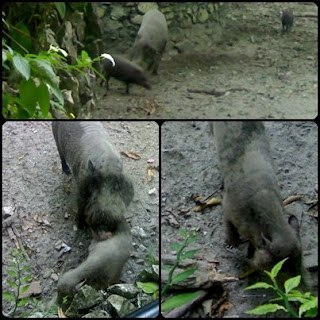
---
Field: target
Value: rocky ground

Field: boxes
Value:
[161,121,318,317]
[2,121,159,316]
[94,2,318,119]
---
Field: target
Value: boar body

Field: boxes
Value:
[52,121,133,306]
[102,55,151,94]
[213,122,303,279]
[57,230,132,305]
[131,9,168,75]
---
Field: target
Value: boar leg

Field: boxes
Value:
[225,218,240,247]
[56,151,71,175]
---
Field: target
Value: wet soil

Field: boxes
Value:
[161,121,318,317]
[2,121,159,315]
[94,2,317,119]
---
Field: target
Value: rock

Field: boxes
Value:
[198,9,209,23]
[110,6,126,20]
[107,283,140,299]
[65,285,103,316]
[137,2,158,14]
[95,6,105,18]
[131,14,143,25]
[106,294,136,318]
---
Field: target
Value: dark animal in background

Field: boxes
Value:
[52,121,134,307]
[102,55,151,94]
[131,9,168,75]
[281,8,294,32]
[211,121,307,287]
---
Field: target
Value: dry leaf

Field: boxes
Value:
[283,194,304,205]
[146,166,154,182]
[120,151,141,160]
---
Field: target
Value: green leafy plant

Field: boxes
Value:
[3,248,58,318]
[2,248,32,317]
[137,281,159,300]
[136,243,159,299]
[245,258,318,318]
[161,229,203,312]
[2,7,104,119]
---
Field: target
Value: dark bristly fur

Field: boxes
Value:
[52,121,133,307]
[211,121,308,289]
[102,55,151,94]
[282,8,294,32]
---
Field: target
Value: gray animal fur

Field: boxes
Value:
[131,9,168,75]
[52,121,133,306]
[212,121,306,285]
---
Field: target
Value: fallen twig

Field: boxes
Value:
[187,88,249,97]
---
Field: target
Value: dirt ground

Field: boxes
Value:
[94,2,318,119]
[161,121,318,317]
[2,121,159,315]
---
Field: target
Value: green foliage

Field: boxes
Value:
[3,248,59,318]
[2,248,32,317]
[145,243,159,266]
[136,281,159,300]
[2,6,104,119]
[245,258,318,318]
[136,243,159,300]
[161,229,201,313]
[162,291,203,312]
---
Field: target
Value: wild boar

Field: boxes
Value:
[102,55,151,94]
[281,8,294,32]
[131,9,168,75]
[212,121,306,286]
[52,121,134,306]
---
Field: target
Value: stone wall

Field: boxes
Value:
[94,2,225,54]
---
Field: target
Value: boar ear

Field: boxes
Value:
[288,215,300,237]
[88,160,95,172]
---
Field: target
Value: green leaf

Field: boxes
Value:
[271,258,288,278]
[7,279,18,288]
[179,229,187,239]
[181,249,199,260]
[2,291,16,301]
[3,49,7,63]
[161,291,203,312]
[21,274,32,284]
[13,54,30,80]
[7,269,18,278]
[81,50,89,62]
[54,2,66,19]
[170,242,180,251]
[299,297,318,317]
[162,264,171,271]
[34,59,56,78]
[172,269,197,284]
[36,83,50,116]
[21,284,30,293]
[19,78,37,116]
[245,303,285,315]
[136,282,159,294]
[44,79,64,105]
[10,22,31,54]
[20,265,31,274]
[17,297,29,307]
[185,235,198,246]
[245,282,271,290]
[284,275,301,294]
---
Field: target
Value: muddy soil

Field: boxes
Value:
[94,2,317,119]
[161,121,318,317]
[2,121,159,315]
